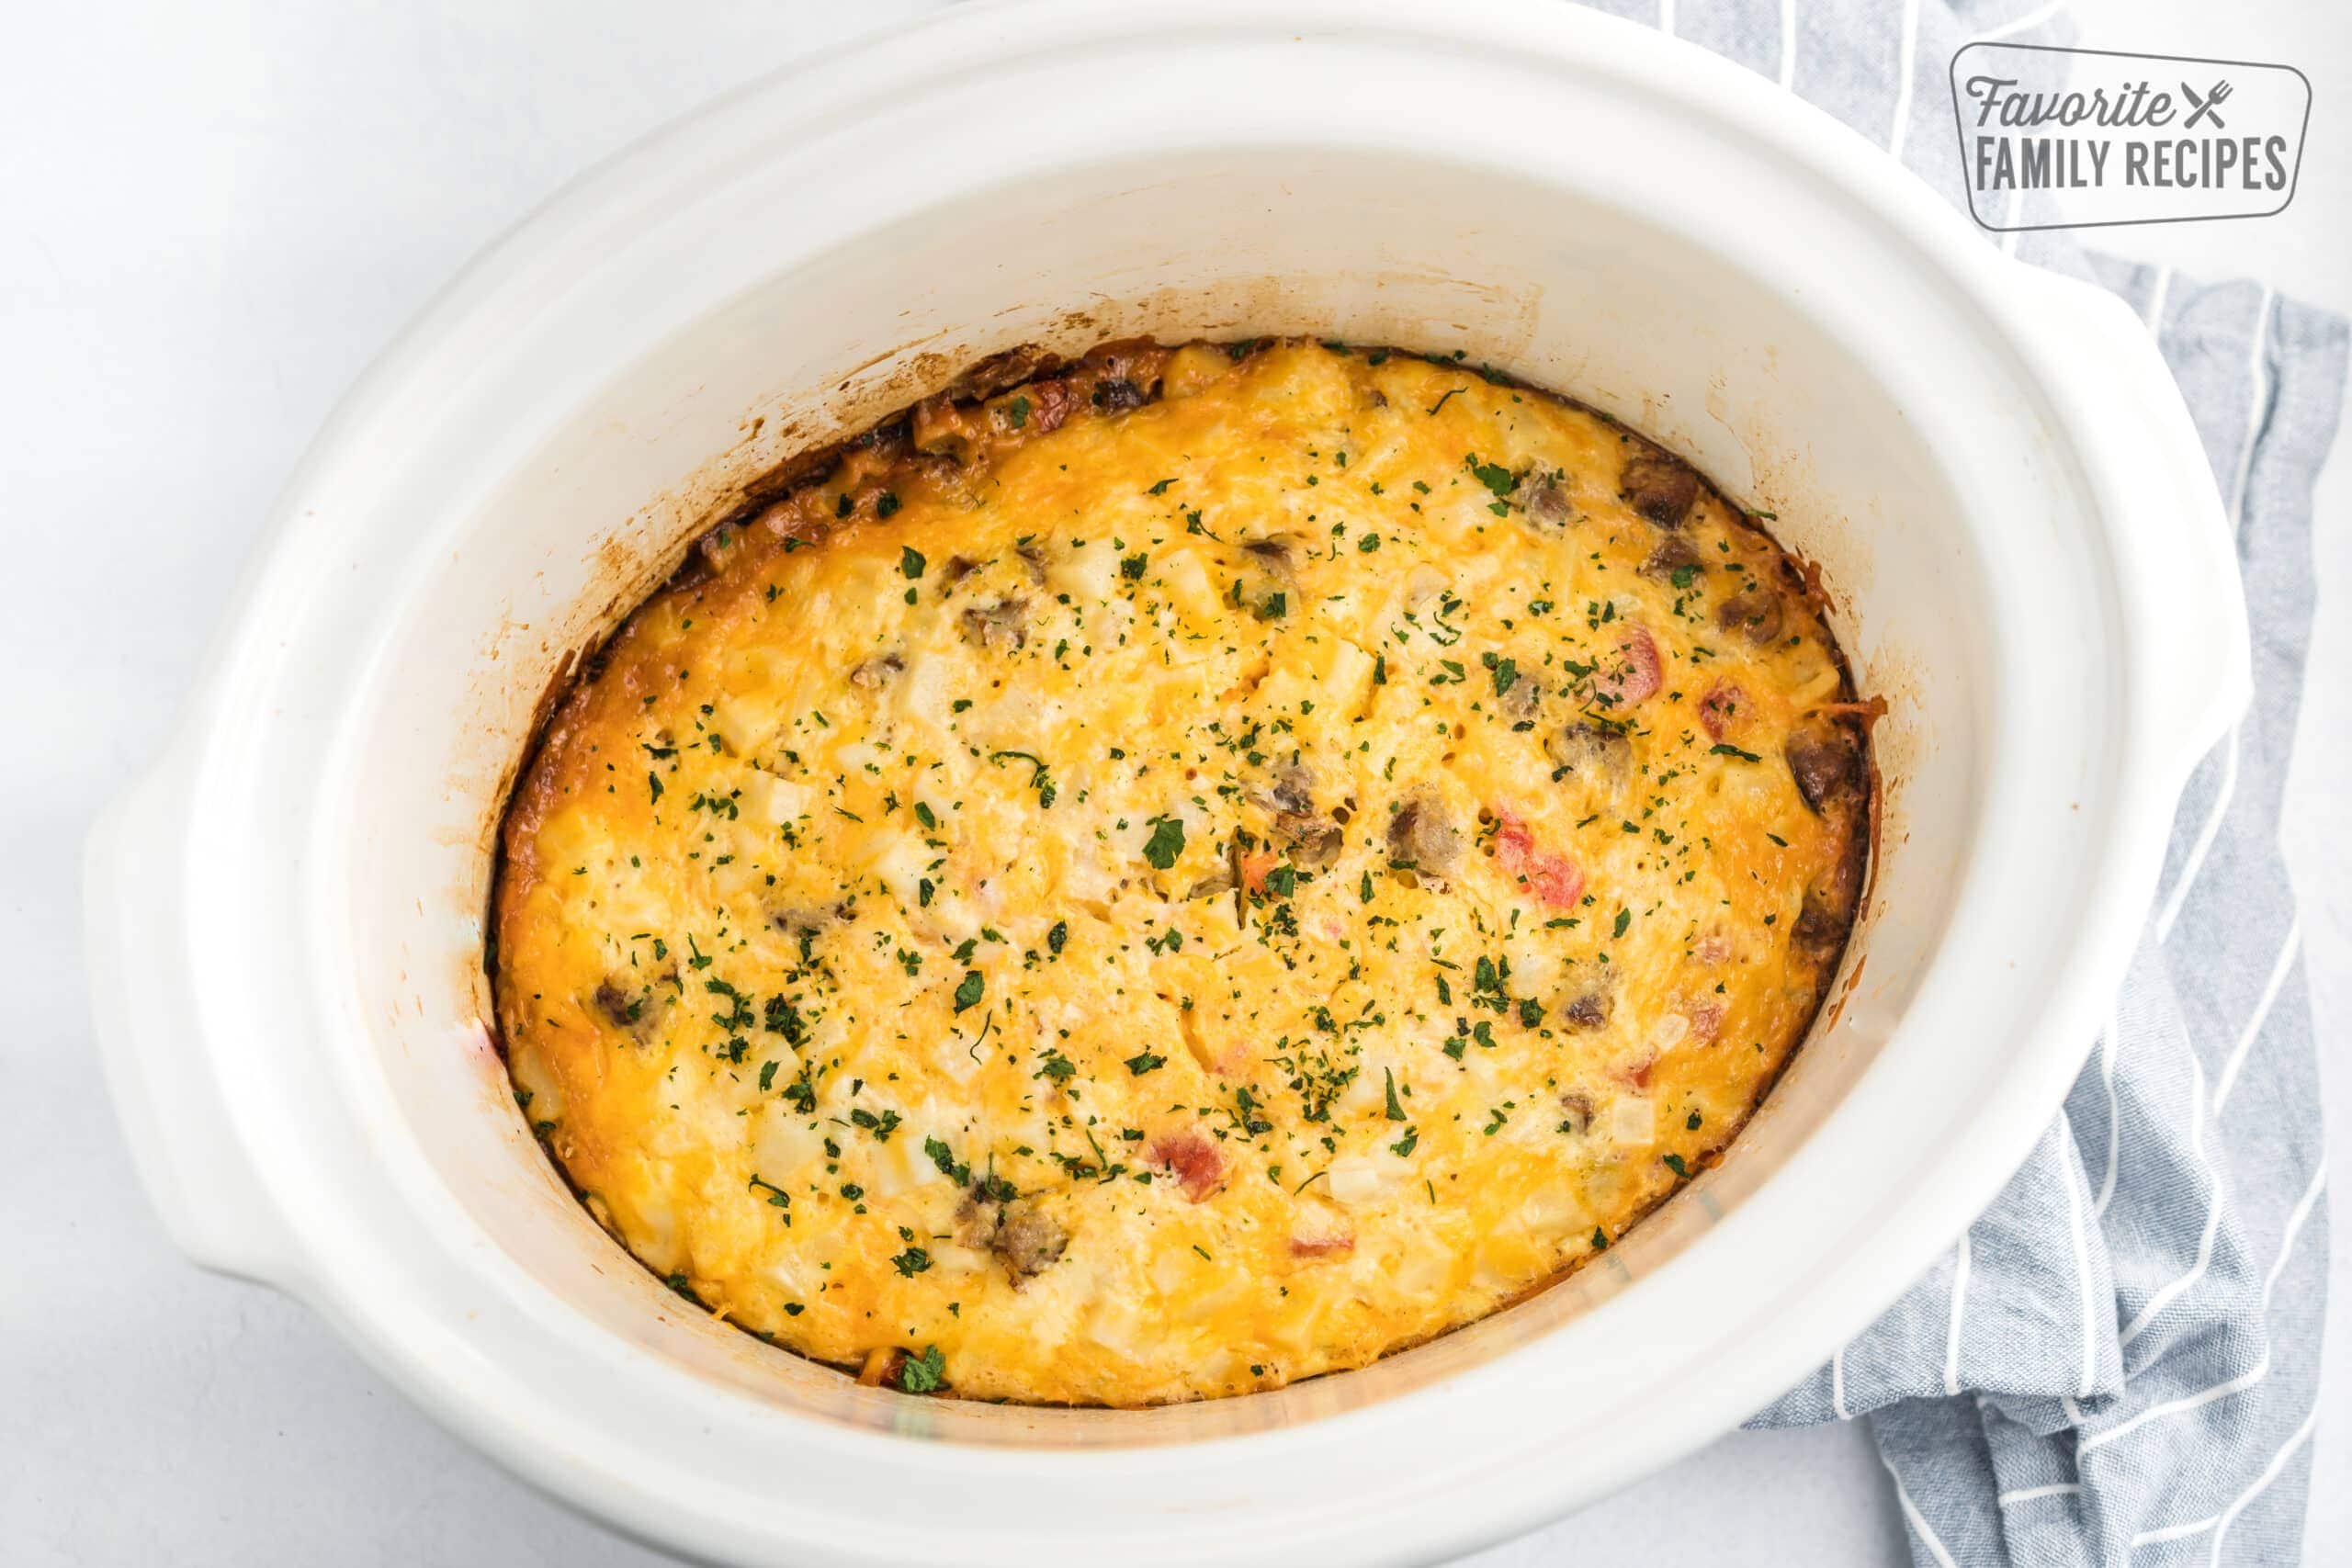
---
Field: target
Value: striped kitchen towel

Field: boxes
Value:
[1536,2,2346,1563]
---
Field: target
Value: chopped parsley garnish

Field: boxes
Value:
[1465,453,1515,500]
[899,1345,946,1392]
[1141,815,1186,869]
[923,1135,971,1186]
[988,750,1057,808]
[850,1107,903,1142]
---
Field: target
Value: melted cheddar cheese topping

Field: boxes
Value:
[494,340,1870,1405]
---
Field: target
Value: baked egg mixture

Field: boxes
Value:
[492,339,1871,1405]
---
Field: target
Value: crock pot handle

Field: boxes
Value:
[84,753,300,1288]
[2020,269,2255,785]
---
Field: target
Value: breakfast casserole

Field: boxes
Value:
[492,337,1873,1405]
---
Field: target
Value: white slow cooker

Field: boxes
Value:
[85,1,2247,1562]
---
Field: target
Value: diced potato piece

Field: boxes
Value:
[1157,547,1220,622]
[1328,1154,1395,1206]
[749,771,813,826]
[1610,1095,1656,1146]
[859,829,933,908]
[1518,1183,1590,1243]
[862,1123,940,1198]
[620,1190,684,1273]
[509,1044,566,1121]
[1049,541,1119,602]
[1385,1231,1454,1297]
[1320,637,1376,716]
[1161,342,1231,399]
[922,1242,991,1278]
[1085,1292,1146,1359]
[751,1104,820,1179]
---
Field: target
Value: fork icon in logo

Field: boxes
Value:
[2182,78,2233,130]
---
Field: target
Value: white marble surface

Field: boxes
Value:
[2,2,2342,1562]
